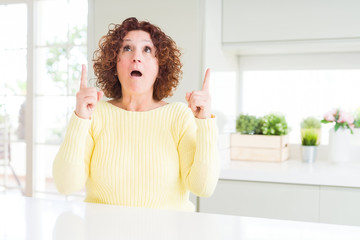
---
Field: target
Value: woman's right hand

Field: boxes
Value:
[75,64,104,119]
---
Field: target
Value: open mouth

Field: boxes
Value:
[130,70,142,77]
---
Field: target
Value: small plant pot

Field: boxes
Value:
[301,146,317,163]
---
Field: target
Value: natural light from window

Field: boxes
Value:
[0,0,87,198]
[209,71,237,133]
[241,69,360,144]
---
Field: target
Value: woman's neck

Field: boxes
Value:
[110,95,166,112]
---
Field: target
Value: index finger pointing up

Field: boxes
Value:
[202,68,210,91]
[80,64,87,89]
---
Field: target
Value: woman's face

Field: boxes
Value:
[116,30,159,97]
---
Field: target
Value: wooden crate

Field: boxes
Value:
[230,133,289,162]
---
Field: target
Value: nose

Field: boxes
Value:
[132,50,142,63]
[132,57,141,63]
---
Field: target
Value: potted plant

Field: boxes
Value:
[260,113,289,136]
[321,109,354,162]
[301,116,321,145]
[235,114,261,135]
[231,113,289,162]
[300,117,321,163]
[321,108,354,133]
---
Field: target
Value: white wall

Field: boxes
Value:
[88,0,205,102]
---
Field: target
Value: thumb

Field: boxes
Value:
[97,91,104,102]
[185,92,191,103]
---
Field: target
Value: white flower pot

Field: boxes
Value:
[350,128,360,146]
[328,127,352,162]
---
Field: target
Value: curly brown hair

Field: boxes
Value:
[93,17,182,101]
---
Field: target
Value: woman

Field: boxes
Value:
[53,17,219,211]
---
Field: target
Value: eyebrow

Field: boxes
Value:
[123,39,153,44]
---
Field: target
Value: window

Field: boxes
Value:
[0,3,27,193]
[0,0,87,198]
[209,71,237,133]
[35,0,87,196]
[239,54,360,144]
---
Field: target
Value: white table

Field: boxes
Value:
[1,196,360,240]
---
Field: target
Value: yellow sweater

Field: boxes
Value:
[53,101,219,211]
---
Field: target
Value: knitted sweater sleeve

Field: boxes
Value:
[52,113,94,195]
[178,109,220,197]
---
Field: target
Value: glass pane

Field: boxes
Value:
[0,49,27,96]
[4,142,26,191]
[0,3,27,195]
[3,96,26,142]
[69,25,87,46]
[36,96,74,144]
[69,0,88,46]
[0,4,27,49]
[69,47,87,95]
[35,144,60,193]
[35,143,85,198]
[0,55,3,95]
[36,0,68,46]
[242,70,360,144]
[0,96,26,193]
[0,98,6,137]
[67,96,76,115]
[210,71,237,132]
[36,47,68,95]
[69,0,88,32]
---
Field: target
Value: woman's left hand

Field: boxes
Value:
[185,68,212,119]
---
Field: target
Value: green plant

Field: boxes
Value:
[236,114,260,134]
[301,117,321,129]
[260,113,288,135]
[301,129,319,146]
[300,116,321,145]
[354,107,360,128]
[254,117,263,134]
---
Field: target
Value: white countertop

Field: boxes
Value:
[220,158,360,188]
[1,196,360,240]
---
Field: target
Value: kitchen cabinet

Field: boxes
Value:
[198,154,360,226]
[320,186,360,226]
[199,179,360,226]
[222,0,360,54]
[199,180,319,222]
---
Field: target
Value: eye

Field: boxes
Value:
[123,45,131,52]
[144,46,152,53]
